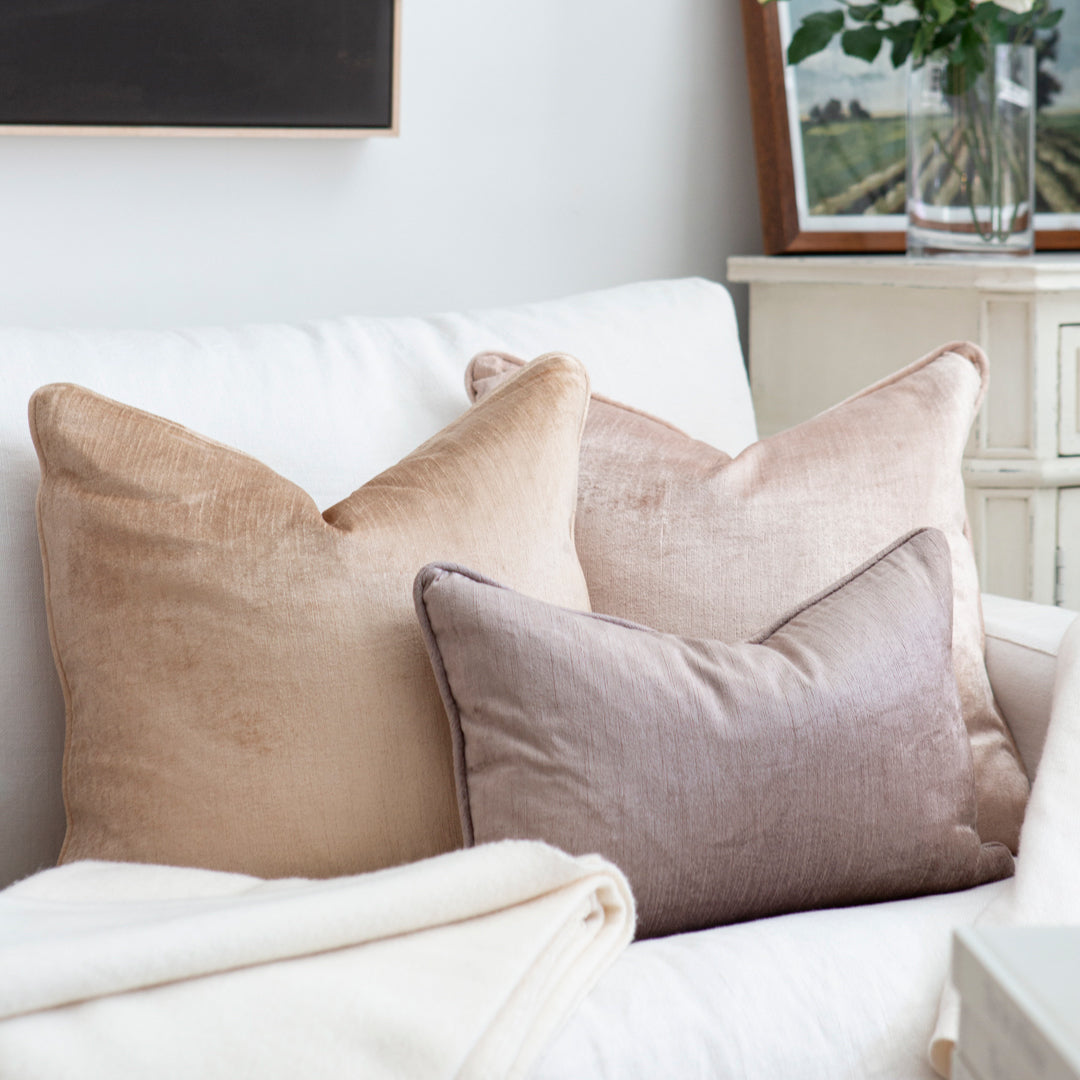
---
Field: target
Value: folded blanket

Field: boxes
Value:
[929,614,1080,1078]
[0,840,633,1079]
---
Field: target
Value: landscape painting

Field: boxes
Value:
[778,0,1080,230]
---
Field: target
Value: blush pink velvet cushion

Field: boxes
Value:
[30,355,592,879]
[467,346,1029,852]
[415,529,1014,939]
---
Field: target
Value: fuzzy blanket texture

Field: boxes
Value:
[930,614,1080,1077]
[0,839,633,1079]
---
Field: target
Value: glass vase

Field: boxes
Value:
[906,44,1035,257]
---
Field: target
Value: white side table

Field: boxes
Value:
[953,927,1080,1080]
[727,254,1080,608]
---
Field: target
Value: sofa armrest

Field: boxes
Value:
[982,593,1077,781]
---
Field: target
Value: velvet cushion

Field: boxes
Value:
[0,277,750,892]
[415,529,1014,939]
[467,345,1029,851]
[30,354,592,878]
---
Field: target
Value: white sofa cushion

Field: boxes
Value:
[535,877,1008,1080]
[0,277,753,887]
[981,593,1078,779]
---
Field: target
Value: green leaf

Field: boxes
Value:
[786,11,844,64]
[806,9,847,31]
[841,25,885,62]
[956,22,988,75]
[1038,9,1064,28]
[801,10,846,29]
[930,23,961,52]
[885,20,920,67]
[846,3,883,22]
[911,22,936,65]
[882,19,918,38]
[931,0,957,22]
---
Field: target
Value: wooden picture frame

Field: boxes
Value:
[0,0,401,139]
[740,0,1080,253]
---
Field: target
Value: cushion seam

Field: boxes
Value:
[28,390,76,866]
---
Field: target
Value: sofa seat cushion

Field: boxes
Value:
[535,878,1008,1080]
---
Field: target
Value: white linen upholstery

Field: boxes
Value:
[0,277,754,889]
[930,614,1080,1077]
[981,593,1078,779]
[536,879,1007,1080]
[0,841,633,1080]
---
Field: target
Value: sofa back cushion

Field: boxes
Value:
[0,277,754,887]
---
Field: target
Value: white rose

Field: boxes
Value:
[978,0,1034,12]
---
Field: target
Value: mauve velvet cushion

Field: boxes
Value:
[467,346,1029,852]
[415,529,1014,939]
[29,354,592,878]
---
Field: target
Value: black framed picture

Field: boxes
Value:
[0,0,400,136]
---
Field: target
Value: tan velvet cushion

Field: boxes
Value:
[467,345,1029,851]
[415,529,1014,939]
[30,354,592,878]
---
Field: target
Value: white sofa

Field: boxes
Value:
[0,277,1074,1079]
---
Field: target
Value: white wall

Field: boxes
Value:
[0,0,762,341]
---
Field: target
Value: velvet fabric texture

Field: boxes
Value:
[467,345,1029,852]
[415,530,1015,939]
[30,354,592,878]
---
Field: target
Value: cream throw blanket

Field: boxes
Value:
[0,840,633,1079]
[930,615,1080,1078]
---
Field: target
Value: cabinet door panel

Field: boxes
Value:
[978,492,1033,601]
[968,488,1058,604]
[981,298,1033,455]
[1058,489,1080,610]
[1059,325,1080,457]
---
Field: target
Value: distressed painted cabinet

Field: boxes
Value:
[727,254,1080,608]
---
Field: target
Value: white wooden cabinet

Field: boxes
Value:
[952,927,1080,1080]
[728,254,1080,608]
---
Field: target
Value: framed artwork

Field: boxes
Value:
[0,0,400,138]
[741,0,1080,252]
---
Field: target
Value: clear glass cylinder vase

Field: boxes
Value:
[906,44,1035,257]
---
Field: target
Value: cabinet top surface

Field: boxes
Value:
[727,254,1080,292]
[957,927,1080,1065]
